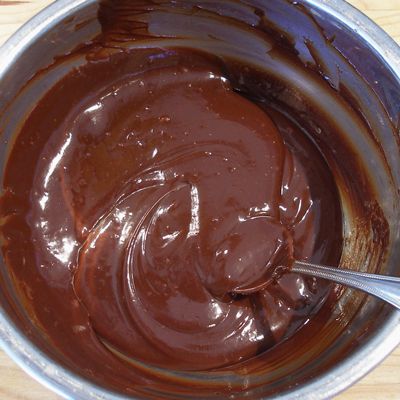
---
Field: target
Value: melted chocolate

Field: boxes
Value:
[0,46,341,370]
[0,0,392,397]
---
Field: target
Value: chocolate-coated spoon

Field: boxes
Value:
[234,260,400,310]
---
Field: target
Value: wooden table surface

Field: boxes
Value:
[0,0,399,399]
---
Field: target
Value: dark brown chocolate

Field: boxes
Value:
[0,0,391,396]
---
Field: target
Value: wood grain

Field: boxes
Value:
[0,1,399,399]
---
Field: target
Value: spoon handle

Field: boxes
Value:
[292,261,400,310]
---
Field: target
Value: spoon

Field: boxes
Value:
[232,260,400,309]
[291,261,400,310]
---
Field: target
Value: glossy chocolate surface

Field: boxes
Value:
[0,0,392,396]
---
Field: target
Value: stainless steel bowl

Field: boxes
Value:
[0,1,399,399]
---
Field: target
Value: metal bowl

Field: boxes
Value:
[0,0,399,399]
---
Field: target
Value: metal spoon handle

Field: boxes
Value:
[292,261,400,310]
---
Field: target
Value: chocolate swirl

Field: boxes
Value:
[37,52,334,369]
[1,0,358,385]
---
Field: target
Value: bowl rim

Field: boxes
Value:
[0,0,399,399]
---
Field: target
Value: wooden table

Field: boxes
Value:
[0,0,399,399]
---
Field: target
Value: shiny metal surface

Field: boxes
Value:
[0,0,399,399]
[293,261,400,310]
